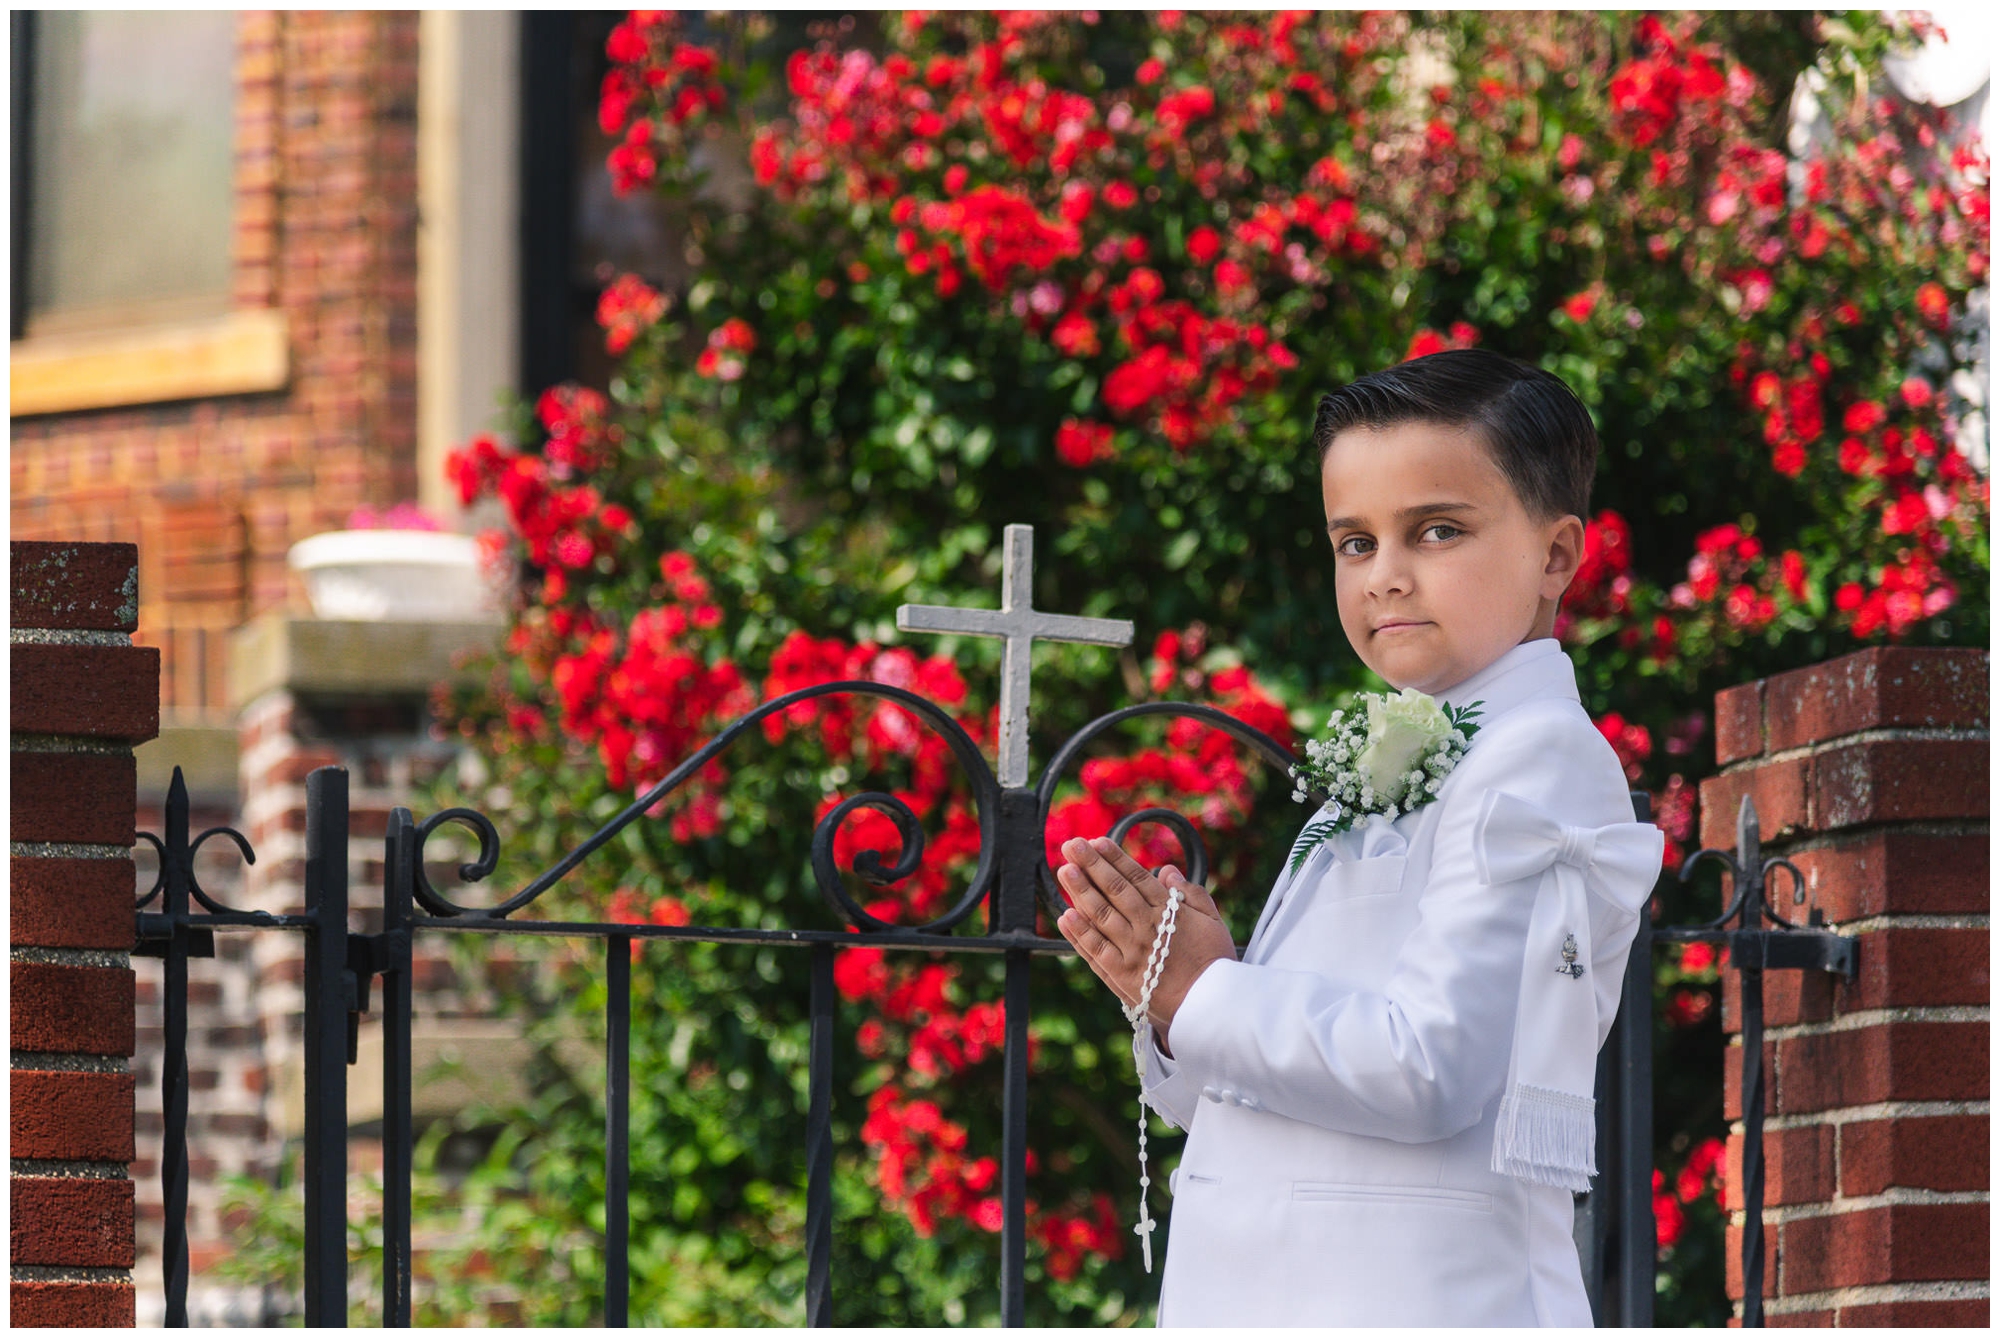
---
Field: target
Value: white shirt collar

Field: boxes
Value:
[1430,636,1580,725]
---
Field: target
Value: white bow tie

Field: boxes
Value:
[1472,789,1665,1190]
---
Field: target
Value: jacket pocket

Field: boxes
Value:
[1322,853,1407,901]
[1290,1181,1493,1213]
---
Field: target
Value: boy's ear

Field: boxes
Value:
[1540,513,1587,601]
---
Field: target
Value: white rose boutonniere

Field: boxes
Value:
[1287,687,1484,872]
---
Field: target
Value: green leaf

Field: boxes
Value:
[1287,816,1346,873]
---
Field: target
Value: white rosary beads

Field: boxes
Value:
[1122,882,1184,1274]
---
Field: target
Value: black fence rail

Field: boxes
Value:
[136,693,1853,1326]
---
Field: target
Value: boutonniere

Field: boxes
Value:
[1287,687,1484,872]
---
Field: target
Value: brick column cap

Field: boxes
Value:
[9,542,140,632]
[1716,645,1987,764]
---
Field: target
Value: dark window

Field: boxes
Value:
[516,11,868,396]
[12,10,237,338]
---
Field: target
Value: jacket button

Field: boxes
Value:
[1219,1087,1240,1106]
[1201,1084,1221,1102]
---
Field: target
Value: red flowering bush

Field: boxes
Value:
[430,9,1984,1325]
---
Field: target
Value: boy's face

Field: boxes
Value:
[1320,420,1584,696]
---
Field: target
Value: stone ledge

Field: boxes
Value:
[275,1018,595,1137]
[134,721,241,805]
[228,613,503,713]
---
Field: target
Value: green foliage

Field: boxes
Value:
[402,9,1987,1327]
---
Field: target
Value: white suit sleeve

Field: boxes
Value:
[1163,702,1632,1143]
[1133,1023,1203,1132]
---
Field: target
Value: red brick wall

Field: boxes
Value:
[10,541,161,1327]
[1704,646,1988,1326]
[9,12,422,720]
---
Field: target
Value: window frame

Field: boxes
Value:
[8,10,289,417]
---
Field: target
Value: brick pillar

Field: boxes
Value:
[10,542,161,1326]
[1703,645,1988,1326]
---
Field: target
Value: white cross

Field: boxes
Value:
[896,524,1134,788]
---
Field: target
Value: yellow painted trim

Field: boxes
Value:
[9,307,290,417]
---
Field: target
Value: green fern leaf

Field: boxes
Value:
[1287,815,1348,874]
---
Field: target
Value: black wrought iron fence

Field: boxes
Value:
[137,687,1293,1326]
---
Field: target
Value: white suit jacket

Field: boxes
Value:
[1141,638,1656,1327]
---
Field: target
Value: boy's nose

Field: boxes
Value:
[1366,553,1413,599]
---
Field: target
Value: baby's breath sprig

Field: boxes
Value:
[1285,690,1484,872]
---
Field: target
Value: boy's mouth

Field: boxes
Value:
[1373,618,1428,635]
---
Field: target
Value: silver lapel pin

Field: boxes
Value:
[1558,932,1585,979]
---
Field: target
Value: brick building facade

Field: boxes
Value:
[12,11,423,720]
[11,12,521,1323]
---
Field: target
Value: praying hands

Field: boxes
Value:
[1054,836,1238,1052]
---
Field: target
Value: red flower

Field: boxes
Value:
[1186,225,1222,265]
[1213,259,1253,295]
[1900,376,1934,409]
[1654,1188,1685,1251]
[445,434,513,507]
[1155,85,1216,134]
[1594,711,1653,782]
[605,17,651,65]
[1779,550,1809,603]
[608,121,658,196]
[1051,310,1100,358]
[911,184,1082,292]
[1676,1136,1725,1204]
[713,318,757,352]
[596,273,669,355]
[1054,418,1114,467]
[1136,57,1165,87]
[1404,329,1447,361]
[1915,281,1951,328]
[1843,401,1886,434]
[600,69,639,136]
[1562,287,1599,323]
[1663,987,1713,1027]
[1880,490,1931,536]
[1103,181,1138,210]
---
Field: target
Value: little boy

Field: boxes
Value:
[1056,349,1665,1325]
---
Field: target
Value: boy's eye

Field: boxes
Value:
[1336,520,1464,552]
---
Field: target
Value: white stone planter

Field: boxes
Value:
[287,529,502,623]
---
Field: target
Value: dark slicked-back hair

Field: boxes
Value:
[1313,349,1598,522]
